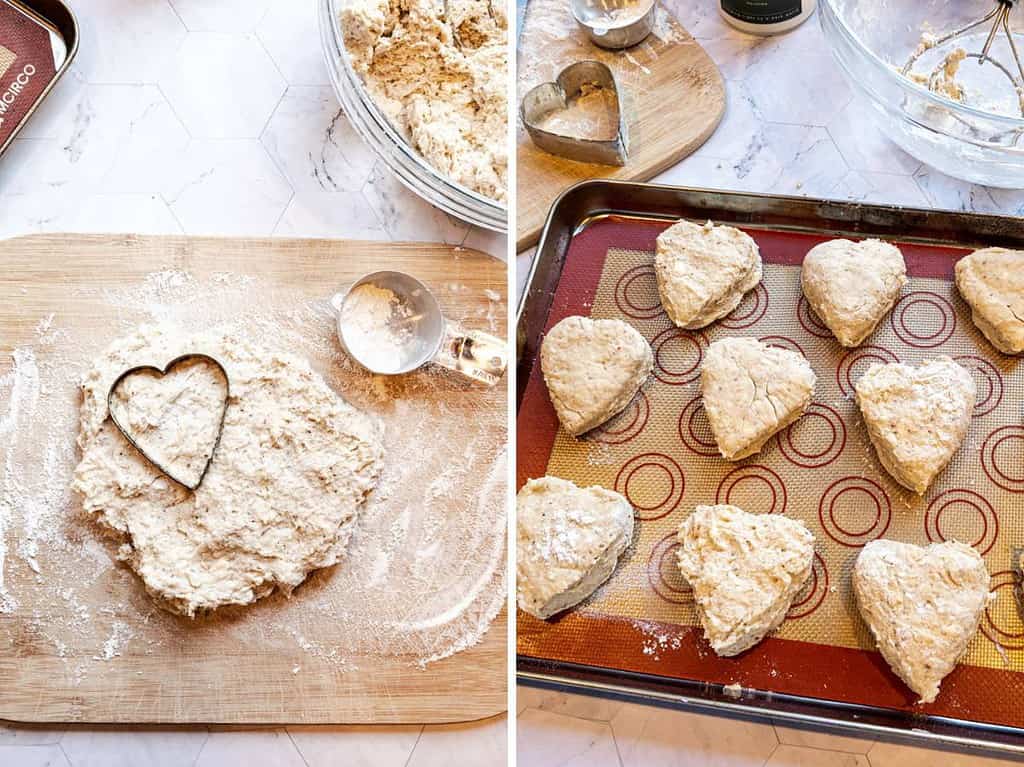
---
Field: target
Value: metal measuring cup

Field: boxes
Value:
[333,271,507,386]
[571,0,655,49]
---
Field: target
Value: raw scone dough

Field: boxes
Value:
[340,0,507,202]
[854,357,975,495]
[700,337,817,461]
[541,315,653,437]
[677,504,814,657]
[955,247,1024,354]
[655,220,763,329]
[72,325,385,617]
[517,476,634,619]
[853,539,991,704]
[801,238,907,347]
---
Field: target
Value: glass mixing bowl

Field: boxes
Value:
[820,0,1024,188]
[318,0,508,232]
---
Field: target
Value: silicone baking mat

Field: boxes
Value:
[517,214,1024,727]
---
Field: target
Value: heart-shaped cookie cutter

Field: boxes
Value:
[107,354,230,491]
[521,60,628,166]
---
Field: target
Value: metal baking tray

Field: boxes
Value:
[0,0,77,157]
[516,179,1024,754]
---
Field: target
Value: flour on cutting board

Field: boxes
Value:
[0,270,506,679]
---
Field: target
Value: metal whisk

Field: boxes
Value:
[901,0,1024,116]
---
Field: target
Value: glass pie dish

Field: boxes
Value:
[318,0,508,232]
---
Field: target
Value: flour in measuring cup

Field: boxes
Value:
[340,284,416,373]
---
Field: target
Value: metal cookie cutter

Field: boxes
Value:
[107,354,230,492]
[571,0,655,50]
[334,271,508,386]
[521,60,627,166]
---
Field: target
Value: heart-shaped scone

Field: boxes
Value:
[655,220,762,329]
[517,476,634,619]
[854,539,991,704]
[801,238,907,347]
[521,60,627,166]
[955,247,1024,354]
[108,354,229,490]
[677,504,815,657]
[541,315,652,436]
[700,337,816,460]
[854,357,975,494]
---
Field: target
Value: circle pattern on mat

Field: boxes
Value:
[924,489,998,556]
[797,295,833,338]
[890,291,956,348]
[678,395,720,457]
[758,335,806,356]
[647,532,693,605]
[777,403,846,469]
[787,553,829,620]
[720,283,769,329]
[836,345,899,397]
[715,464,787,515]
[614,453,685,521]
[818,476,892,547]
[652,328,706,386]
[954,355,1004,418]
[614,265,663,320]
[981,571,1024,650]
[981,426,1024,493]
[588,392,650,445]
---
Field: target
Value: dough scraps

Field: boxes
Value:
[340,0,508,202]
[72,324,385,617]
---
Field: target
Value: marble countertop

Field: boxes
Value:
[0,0,504,765]
[515,2,1024,765]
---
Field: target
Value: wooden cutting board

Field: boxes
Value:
[517,0,725,250]
[0,234,506,724]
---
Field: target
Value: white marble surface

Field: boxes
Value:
[0,0,505,765]
[514,3,1024,765]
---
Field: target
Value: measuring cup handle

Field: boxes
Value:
[434,324,508,386]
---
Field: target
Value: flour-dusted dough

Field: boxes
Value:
[955,247,1024,354]
[854,357,975,495]
[516,476,634,619]
[541,315,653,437]
[72,325,385,616]
[854,539,991,704]
[340,0,507,202]
[677,504,814,657]
[655,220,762,329]
[700,337,816,461]
[801,239,907,347]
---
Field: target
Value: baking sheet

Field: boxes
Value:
[517,210,1024,732]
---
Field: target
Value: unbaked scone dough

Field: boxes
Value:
[655,220,762,329]
[677,504,814,657]
[801,239,907,347]
[540,315,653,437]
[516,476,634,619]
[72,324,385,616]
[955,247,1024,354]
[854,357,975,495]
[700,337,816,460]
[853,539,991,704]
[340,0,507,202]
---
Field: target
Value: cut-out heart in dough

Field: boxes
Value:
[854,539,991,704]
[107,354,229,490]
[801,238,907,347]
[955,247,1024,354]
[854,357,975,495]
[677,504,815,657]
[700,337,816,460]
[520,60,627,166]
[541,315,652,436]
